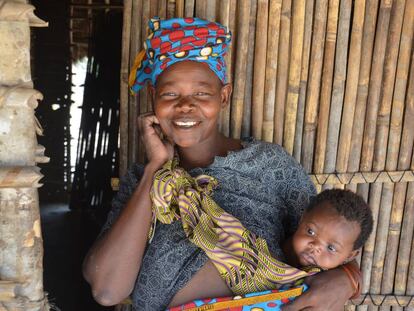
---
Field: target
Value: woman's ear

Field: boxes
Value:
[220,83,232,108]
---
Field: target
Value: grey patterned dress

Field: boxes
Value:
[101,138,316,310]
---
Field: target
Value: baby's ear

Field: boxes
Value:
[344,249,360,264]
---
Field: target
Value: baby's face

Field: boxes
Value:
[292,202,360,270]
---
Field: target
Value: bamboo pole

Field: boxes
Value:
[167,0,176,18]
[335,0,366,173]
[230,0,251,139]
[150,0,159,19]
[360,183,382,295]
[347,0,380,172]
[372,0,406,172]
[293,0,314,161]
[242,0,257,138]
[406,181,414,296]
[273,0,291,145]
[261,0,282,142]
[157,0,167,18]
[128,0,143,165]
[251,0,268,139]
[360,0,393,172]
[218,0,231,136]
[382,0,414,296]
[283,0,306,154]
[323,0,352,173]
[313,0,339,173]
[175,0,184,17]
[301,0,329,172]
[205,0,216,21]
[119,0,132,175]
[395,47,414,295]
[369,1,407,297]
[184,0,195,17]
[195,0,207,19]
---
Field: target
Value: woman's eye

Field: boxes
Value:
[194,92,210,96]
[327,245,337,252]
[307,228,315,236]
[160,92,178,97]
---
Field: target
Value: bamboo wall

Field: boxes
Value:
[120,0,414,309]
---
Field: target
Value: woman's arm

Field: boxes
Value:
[83,114,174,306]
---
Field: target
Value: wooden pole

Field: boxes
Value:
[230,0,251,138]
[347,0,380,172]
[301,0,329,172]
[335,0,366,173]
[185,0,195,17]
[273,0,291,145]
[293,0,314,161]
[360,0,393,172]
[251,0,268,139]
[119,0,133,175]
[283,0,306,154]
[262,0,282,142]
[313,0,339,173]
[323,0,352,173]
[242,0,257,138]
[175,0,184,17]
[395,46,414,295]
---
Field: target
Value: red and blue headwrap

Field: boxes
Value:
[128,17,231,94]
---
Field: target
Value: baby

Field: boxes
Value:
[284,188,373,271]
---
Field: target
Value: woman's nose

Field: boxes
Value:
[176,95,195,112]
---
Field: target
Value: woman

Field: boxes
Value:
[83,17,359,311]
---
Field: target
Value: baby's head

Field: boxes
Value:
[292,189,373,271]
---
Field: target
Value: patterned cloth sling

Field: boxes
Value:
[149,160,316,295]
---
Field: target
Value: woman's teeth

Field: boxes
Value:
[174,121,198,127]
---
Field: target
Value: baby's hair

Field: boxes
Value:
[306,189,373,250]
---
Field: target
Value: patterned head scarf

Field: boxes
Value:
[128,17,231,94]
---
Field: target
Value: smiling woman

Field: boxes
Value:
[82,17,358,311]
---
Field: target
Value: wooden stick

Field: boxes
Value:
[283,0,306,154]
[119,0,133,175]
[218,0,231,136]
[205,0,216,21]
[360,0,393,172]
[395,40,414,296]
[273,0,291,145]
[372,0,406,172]
[323,0,352,173]
[157,0,167,18]
[313,0,339,173]
[251,0,268,139]
[175,0,184,17]
[405,182,414,295]
[185,0,195,17]
[301,0,329,172]
[335,0,366,172]
[128,0,143,165]
[359,183,382,294]
[347,0,380,172]
[242,0,257,138]
[262,0,282,142]
[167,0,176,18]
[293,0,314,161]
[230,0,251,139]
[195,0,206,18]
[382,2,413,294]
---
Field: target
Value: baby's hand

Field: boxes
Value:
[137,113,174,169]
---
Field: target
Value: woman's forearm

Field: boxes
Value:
[82,164,158,306]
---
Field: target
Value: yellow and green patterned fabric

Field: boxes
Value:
[149,160,316,295]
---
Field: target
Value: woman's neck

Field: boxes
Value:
[177,133,242,171]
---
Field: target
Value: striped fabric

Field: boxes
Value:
[149,160,315,295]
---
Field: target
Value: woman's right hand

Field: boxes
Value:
[138,113,174,169]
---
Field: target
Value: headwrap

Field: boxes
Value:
[149,160,319,295]
[128,17,231,94]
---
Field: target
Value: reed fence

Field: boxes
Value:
[119,0,414,309]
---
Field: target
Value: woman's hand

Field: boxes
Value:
[138,113,174,169]
[282,268,354,311]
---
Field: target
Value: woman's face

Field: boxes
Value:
[151,61,231,148]
[292,202,360,270]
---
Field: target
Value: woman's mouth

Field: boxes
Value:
[172,120,201,128]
